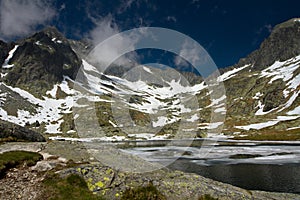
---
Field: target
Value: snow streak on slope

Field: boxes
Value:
[143,66,152,74]
[2,45,19,69]
[217,64,250,82]
[235,116,299,130]
[82,59,99,73]
[46,76,75,98]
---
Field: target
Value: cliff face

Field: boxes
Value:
[1,27,82,97]
[237,18,300,70]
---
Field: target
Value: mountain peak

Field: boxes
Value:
[237,18,300,70]
[1,26,82,97]
[40,26,64,39]
[272,18,300,33]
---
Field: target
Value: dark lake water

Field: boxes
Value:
[168,160,300,194]
[122,140,300,194]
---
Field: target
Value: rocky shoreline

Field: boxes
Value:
[0,141,299,200]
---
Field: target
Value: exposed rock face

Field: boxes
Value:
[238,18,300,70]
[2,27,82,97]
[0,120,45,142]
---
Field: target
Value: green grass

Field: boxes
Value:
[121,183,166,200]
[0,150,43,177]
[42,173,106,200]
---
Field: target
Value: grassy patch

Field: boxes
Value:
[121,183,166,200]
[42,173,106,200]
[0,150,43,177]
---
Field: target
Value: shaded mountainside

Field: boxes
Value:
[0,19,300,140]
[1,27,81,98]
[218,18,300,139]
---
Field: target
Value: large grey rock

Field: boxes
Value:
[0,119,46,142]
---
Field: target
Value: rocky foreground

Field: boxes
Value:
[0,142,299,200]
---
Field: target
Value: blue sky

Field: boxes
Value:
[0,0,300,68]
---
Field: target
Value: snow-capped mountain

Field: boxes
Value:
[1,18,300,141]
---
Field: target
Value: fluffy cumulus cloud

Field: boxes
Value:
[89,14,120,45]
[88,14,140,67]
[0,0,56,40]
[174,40,202,67]
[174,39,215,77]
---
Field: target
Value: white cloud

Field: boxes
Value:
[174,40,201,67]
[89,14,119,45]
[0,0,56,40]
[117,0,135,14]
[174,39,214,77]
[88,14,140,67]
[166,16,177,23]
[174,56,189,68]
[59,3,66,11]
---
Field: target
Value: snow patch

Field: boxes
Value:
[253,92,262,100]
[207,95,226,107]
[255,101,275,115]
[217,64,250,82]
[2,45,19,69]
[109,120,118,128]
[214,107,226,113]
[287,126,300,130]
[186,114,199,122]
[35,41,42,46]
[260,55,300,86]
[198,122,223,129]
[235,116,299,130]
[153,116,169,127]
[278,91,300,112]
[142,66,152,74]
[52,38,63,44]
[287,105,300,115]
[82,59,99,73]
